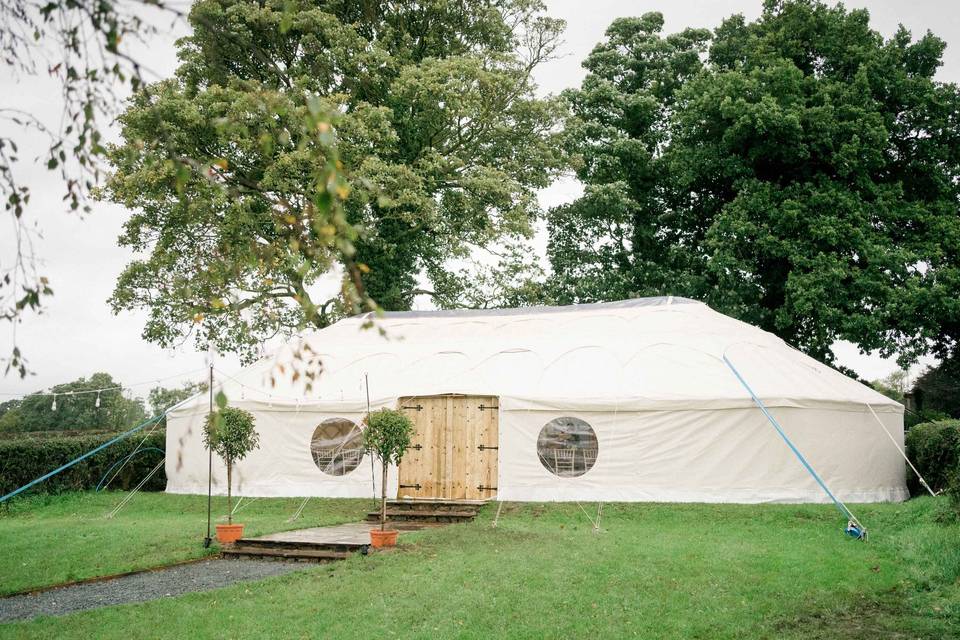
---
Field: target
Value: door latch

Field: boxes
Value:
[399,483,422,490]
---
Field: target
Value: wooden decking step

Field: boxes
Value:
[366,509,479,522]
[233,538,362,553]
[222,545,351,562]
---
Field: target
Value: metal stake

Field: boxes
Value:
[204,364,213,548]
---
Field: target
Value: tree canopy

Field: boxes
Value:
[103,0,565,360]
[913,358,960,420]
[549,1,960,364]
[0,372,145,432]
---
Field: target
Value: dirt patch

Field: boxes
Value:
[772,591,948,640]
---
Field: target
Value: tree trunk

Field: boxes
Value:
[380,461,388,531]
[227,462,233,525]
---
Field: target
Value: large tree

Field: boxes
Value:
[103,0,565,360]
[549,1,960,364]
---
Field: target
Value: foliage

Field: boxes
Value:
[0,428,166,499]
[148,381,208,427]
[2,496,959,638]
[102,0,566,361]
[203,407,259,467]
[203,406,259,523]
[0,0,184,377]
[0,373,145,433]
[549,1,960,365]
[912,358,960,420]
[363,407,414,530]
[363,409,414,468]
[0,492,368,596]
[870,369,910,404]
[0,398,20,418]
[905,420,960,500]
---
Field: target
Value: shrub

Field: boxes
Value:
[0,429,166,499]
[203,407,259,524]
[905,420,960,514]
[363,408,414,530]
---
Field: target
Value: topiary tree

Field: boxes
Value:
[363,408,414,531]
[203,407,260,524]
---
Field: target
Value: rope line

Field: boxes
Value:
[95,447,165,492]
[0,414,165,503]
[865,403,937,497]
[99,419,164,492]
[0,368,208,399]
[723,355,865,531]
[287,496,311,523]
[105,458,166,519]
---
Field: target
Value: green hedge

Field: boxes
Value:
[905,420,960,498]
[0,430,166,499]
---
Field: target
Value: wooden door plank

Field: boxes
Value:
[397,396,425,499]
[425,396,444,499]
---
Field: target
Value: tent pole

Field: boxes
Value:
[366,373,376,510]
[204,364,214,548]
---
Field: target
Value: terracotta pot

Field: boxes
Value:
[369,528,399,548]
[215,523,245,544]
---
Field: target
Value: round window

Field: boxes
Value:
[536,417,598,478]
[310,418,364,476]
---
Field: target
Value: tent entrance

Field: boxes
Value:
[397,395,499,500]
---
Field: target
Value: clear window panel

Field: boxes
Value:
[536,416,598,478]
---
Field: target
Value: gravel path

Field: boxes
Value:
[0,559,311,623]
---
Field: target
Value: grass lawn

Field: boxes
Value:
[1,493,958,639]
[0,491,370,596]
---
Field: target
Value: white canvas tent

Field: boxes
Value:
[165,297,907,503]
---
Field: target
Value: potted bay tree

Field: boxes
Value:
[363,408,414,548]
[204,406,260,544]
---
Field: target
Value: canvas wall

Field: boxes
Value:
[166,397,907,504]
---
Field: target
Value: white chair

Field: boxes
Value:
[553,448,576,475]
[582,448,598,469]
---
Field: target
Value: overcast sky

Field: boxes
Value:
[0,0,953,399]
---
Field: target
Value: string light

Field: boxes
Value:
[95,391,101,408]
[0,367,209,400]
[51,395,57,411]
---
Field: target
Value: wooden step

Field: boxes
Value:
[388,499,485,508]
[366,509,478,522]
[384,501,485,514]
[222,545,352,562]
[233,538,363,553]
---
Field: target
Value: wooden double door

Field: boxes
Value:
[397,395,499,500]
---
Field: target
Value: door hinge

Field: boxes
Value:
[408,443,422,451]
[478,404,498,411]
[477,485,497,492]
[402,404,423,411]
[399,483,422,490]
[477,444,498,451]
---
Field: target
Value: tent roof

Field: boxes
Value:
[170,297,900,415]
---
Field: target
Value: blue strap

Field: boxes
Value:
[0,414,164,503]
[722,355,858,524]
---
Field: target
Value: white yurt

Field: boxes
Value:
[165,297,907,504]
